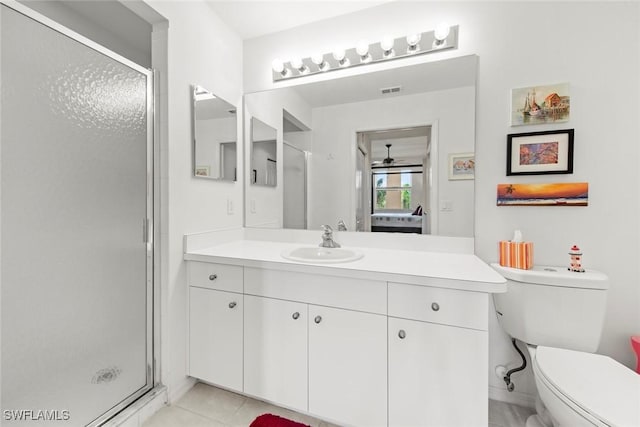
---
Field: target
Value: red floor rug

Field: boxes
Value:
[250,413,310,427]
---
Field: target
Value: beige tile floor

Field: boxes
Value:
[143,382,535,427]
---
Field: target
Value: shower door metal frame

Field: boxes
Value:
[0,1,156,424]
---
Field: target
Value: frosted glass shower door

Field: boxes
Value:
[1,4,153,426]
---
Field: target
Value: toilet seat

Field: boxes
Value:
[534,346,640,427]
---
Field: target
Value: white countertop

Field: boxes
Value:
[184,239,506,293]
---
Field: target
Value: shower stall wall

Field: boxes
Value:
[1,3,154,425]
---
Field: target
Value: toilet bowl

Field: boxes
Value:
[527,345,640,427]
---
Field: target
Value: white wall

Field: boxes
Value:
[308,87,475,235]
[244,1,640,406]
[145,0,244,402]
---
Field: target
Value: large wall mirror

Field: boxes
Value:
[243,55,477,237]
[192,85,237,181]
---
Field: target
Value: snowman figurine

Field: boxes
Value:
[568,245,585,272]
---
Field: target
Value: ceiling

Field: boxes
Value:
[205,1,392,40]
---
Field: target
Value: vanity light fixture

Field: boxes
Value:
[271,24,459,82]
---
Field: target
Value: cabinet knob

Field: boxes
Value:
[292,312,300,320]
[431,302,440,312]
[228,301,237,309]
[209,274,218,281]
[398,330,406,339]
[314,315,322,324]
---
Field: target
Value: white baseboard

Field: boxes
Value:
[168,376,197,404]
[489,385,536,409]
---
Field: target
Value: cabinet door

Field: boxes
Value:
[244,295,308,412]
[309,305,387,427]
[389,317,488,427]
[189,287,243,391]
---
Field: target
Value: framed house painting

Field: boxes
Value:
[511,82,570,126]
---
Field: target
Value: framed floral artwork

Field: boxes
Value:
[507,129,574,176]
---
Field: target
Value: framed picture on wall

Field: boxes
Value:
[507,129,574,175]
[448,152,475,180]
[510,82,570,126]
[195,165,210,177]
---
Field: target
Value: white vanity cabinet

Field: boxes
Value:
[188,262,243,392]
[388,282,489,427]
[244,295,308,412]
[243,295,387,426]
[185,255,499,427]
[308,305,387,427]
[243,267,388,427]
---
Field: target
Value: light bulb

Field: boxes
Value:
[406,33,422,47]
[406,33,421,54]
[333,48,350,67]
[380,36,395,59]
[290,58,303,70]
[271,58,285,73]
[290,58,309,74]
[380,36,395,52]
[434,23,450,42]
[311,53,330,71]
[311,53,324,65]
[355,40,372,63]
[355,40,369,57]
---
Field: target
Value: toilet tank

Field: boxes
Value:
[491,264,609,353]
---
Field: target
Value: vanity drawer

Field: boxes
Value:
[244,267,386,315]
[188,261,243,293]
[388,282,488,331]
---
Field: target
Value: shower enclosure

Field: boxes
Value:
[1,3,154,425]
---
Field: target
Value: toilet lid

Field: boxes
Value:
[535,346,640,427]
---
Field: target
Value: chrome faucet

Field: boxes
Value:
[320,225,341,248]
[337,220,347,231]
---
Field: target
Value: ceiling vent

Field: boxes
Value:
[380,86,402,95]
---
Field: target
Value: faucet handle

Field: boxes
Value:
[321,224,333,234]
[337,220,347,231]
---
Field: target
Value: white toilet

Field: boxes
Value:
[491,264,640,427]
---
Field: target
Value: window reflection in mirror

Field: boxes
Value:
[250,117,277,186]
[192,85,237,181]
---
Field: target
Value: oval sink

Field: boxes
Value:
[281,246,364,264]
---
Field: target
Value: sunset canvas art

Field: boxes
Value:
[497,182,588,206]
